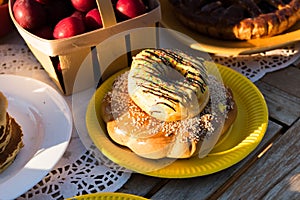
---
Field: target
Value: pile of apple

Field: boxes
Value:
[12,0,148,39]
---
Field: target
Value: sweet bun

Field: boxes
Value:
[102,93,237,159]
[128,49,209,121]
[101,64,237,159]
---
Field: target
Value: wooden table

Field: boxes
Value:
[116,56,300,199]
[1,30,299,199]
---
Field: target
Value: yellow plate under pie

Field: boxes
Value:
[160,0,300,55]
[67,192,148,200]
[86,64,268,178]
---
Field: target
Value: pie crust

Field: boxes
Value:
[168,0,300,40]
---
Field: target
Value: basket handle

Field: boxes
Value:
[96,0,117,28]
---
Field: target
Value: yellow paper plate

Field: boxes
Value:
[86,64,268,178]
[160,0,300,55]
[67,192,148,200]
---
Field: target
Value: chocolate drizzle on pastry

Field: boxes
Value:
[129,49,209,119]
[137,49,208,93]
[151,49,208,90]
[140,83,179,112]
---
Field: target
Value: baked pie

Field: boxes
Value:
[168,0,300,40]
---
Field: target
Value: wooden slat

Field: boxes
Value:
[262,164,300,199]
[216,119,300,199]
[149,121,282,200]
[117,173,164,197]
[255,81,300,126]
[260,66,300,98]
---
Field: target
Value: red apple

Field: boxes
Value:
[34,0,49,4]
[70,0,96,12]
[53,16,85,39]
[13,0,47,30]
[45,0,74,25]
[32,25,53,39]
[115,0,146,20]
[71,10,85,21]
[85,8,102,30]
[0,3,14,37]
[57,62,62,71]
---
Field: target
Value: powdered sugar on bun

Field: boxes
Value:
[101,71,237,159]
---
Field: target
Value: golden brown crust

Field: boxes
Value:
[0,116,24,172]
[0,92,24,173]
[169,0,300,40]
[101,86,237,159]
[0,92,8,128]
[0,114,11,153]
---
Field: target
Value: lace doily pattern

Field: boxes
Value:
[0,44,43,74]
[88,144,132,173]
[17,151,130,200]
[0,43,131,200]
[212,42,300,82]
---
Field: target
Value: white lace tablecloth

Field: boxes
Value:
[0,34,300,199]
[0,39,132,199]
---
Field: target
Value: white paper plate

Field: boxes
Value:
[0,75,72,200]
